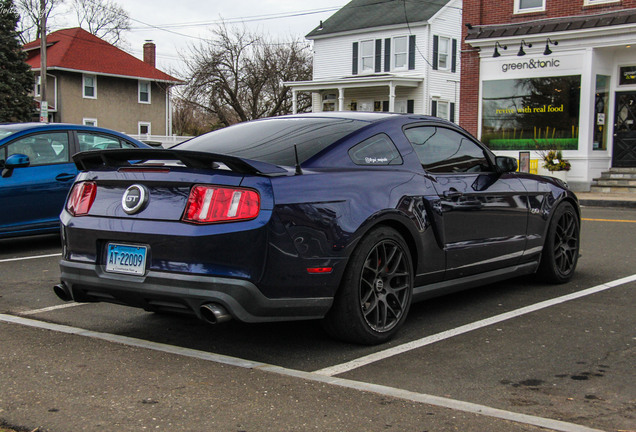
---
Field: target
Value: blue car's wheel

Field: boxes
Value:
[537,202,580,283]
[323,227,413,345]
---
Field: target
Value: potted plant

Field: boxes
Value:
[540,149,570,181]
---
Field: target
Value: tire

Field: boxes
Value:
[537,202,580,284]
[323,227,413,345]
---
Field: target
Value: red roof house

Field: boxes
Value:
[24,27,181,136]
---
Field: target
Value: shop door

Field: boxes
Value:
[613,92,636,167]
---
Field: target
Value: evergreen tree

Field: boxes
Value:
[0,0,34,122]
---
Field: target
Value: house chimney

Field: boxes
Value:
[143,40,156,68]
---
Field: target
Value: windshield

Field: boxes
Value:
[0,129,17,140]
[176,117,369,166]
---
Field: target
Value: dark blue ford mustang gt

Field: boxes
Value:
[55,112,580,344]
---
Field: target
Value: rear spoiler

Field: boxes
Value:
[73,148,289,175]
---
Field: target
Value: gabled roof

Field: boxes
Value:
[306,0,451,38]
[23,27,180,83]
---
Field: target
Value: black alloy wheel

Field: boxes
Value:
[323,227,413,345]
[538,202,580,283]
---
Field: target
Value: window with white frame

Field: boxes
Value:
[437,101,450,120]
[83,118,97,126]
[138,80,151,104]
[393,36,408,70]
[583,0,619,4]
[514,0,545,13]
[360,40,374,73]
[138,122,151,135]
[34,75,41,97]
[83,74,96,98]
[438,37,450,70]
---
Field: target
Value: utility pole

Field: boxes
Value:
[39,0,48,122]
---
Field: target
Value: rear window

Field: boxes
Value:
[176,117,368,166]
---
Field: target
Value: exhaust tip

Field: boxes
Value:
[53,283,72,302]
[199,303,231,325]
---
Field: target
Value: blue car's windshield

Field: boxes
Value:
[0,128,17,139]
[175,117,368,166]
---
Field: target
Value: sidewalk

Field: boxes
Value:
[575,191,636,208]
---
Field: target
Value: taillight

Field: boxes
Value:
[66,181,97,216]
[183,185,260,224]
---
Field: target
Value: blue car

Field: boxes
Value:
[0,123,149,238]
[54,113,580,344]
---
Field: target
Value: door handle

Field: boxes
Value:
[55,173,76,182]
[443,189,463,199]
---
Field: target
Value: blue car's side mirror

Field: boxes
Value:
[2,153,30,178]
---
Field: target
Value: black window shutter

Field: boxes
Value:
[408,35,416,70]
[450,102,456,122]
[382,101,390,112]
[451,39,457,73]
[431,100,438,117]
[432,35,439,70]
[352,42,359,75]
[384,38,391,72]
[407,99,414,114]
[375,39,382,73]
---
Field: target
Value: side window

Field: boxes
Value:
[404,126,490,173]
[349,133,402,166]
[6,132,70,166]
[78,132,125,151]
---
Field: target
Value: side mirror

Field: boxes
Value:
[495,156,517,173]
[2,154,30,178]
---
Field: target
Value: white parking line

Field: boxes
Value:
[0,313,606,432]
[1,274,633,432]
[0,253,61,263]
[314,273,636,376]
[19,302,86,316]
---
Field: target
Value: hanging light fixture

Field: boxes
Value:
[544,38,558,55]
[493,42,507,58]
[517,40,532,56]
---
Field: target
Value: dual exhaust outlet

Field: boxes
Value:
[53,283,232,325]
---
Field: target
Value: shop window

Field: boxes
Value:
[481,75,581,151]
[83,74,96,99]
[594,75,610,151]
[514,0,545,13]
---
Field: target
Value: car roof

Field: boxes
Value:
[0,122,146,145]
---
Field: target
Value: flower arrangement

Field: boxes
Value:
[541,150,571,172]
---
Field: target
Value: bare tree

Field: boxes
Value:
[182,24,312,128]
[15,0,63,43]
[16,0,129,45]
[72,0,129,45]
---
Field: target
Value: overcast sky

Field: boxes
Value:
[49,0,350,76]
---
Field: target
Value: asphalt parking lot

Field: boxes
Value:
[0,205,634,432]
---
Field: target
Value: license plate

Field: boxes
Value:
[105,243,147,275]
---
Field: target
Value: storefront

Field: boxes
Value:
[464,12,636,191]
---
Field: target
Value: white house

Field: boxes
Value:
[285,0,463,122]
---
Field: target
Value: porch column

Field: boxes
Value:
[338,87,345,112]
[292,90,298,114]
[388,81,396,113]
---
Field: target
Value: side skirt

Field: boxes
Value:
[412,261,540,303]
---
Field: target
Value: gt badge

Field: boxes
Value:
[122,184,148,214]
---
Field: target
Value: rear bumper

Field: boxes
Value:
[59,260,333,323]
